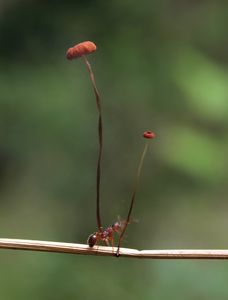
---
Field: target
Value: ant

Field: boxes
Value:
[66,41,156,256]
[87,220,126,248]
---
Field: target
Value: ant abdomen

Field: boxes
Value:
[87,233,97,247]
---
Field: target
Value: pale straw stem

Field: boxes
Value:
[0,239,228,259]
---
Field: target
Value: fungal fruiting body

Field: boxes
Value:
[143,131,156,139]
[66,40,103,232]
[116,131,156,256]
[66,41,97,60]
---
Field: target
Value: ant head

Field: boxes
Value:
[112,222,122,233]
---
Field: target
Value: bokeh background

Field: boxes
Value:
[0,0,228,299]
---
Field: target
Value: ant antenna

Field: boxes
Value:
[116,131,156,257]
[66,41,103,232]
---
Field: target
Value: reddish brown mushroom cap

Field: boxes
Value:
[66,41,97,60]
[143,131,156,139]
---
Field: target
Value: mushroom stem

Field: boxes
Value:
[116,139,151,257]
[82,55,103,232]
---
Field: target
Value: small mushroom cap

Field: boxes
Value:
[143,131,156,139]
[66,41,97,60]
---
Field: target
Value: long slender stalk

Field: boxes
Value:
[1,238,228,259]
[82,55,103,231]
[116,140,150,256]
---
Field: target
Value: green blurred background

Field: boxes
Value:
[0,0,228,299]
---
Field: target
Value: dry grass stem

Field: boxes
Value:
[0,238,228,259]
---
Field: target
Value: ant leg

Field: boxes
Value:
[116,240,122,257]
[111,237,115,253]
[104,238,116,254]
[104,239,110,247]
[116,221,127,257]
[95,244,100,253]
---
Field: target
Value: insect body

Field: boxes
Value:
[87,221,124,248]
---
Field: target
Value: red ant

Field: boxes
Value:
[87,221,125,248]
[66,41,156,256]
